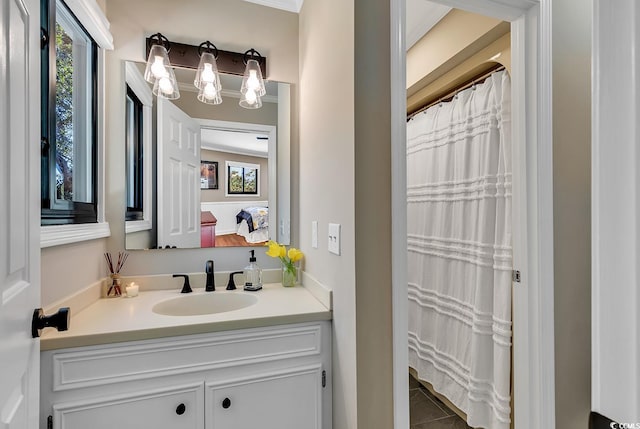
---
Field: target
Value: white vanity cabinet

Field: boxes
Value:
[40,321,331,429]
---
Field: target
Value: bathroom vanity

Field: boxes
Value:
[40,284,332,429]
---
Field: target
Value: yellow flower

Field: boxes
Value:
[266,241,304,265]
[265,240,281,258]
[288,248,304,262]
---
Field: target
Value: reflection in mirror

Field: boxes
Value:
[124,61,290,250]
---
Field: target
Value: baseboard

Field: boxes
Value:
[44,278,105,316]
[590,411,615,429]
[301,270,332,310]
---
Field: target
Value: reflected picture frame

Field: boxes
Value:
[200,160,219,189]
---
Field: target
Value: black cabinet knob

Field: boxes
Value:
[176,403,186,415]
[222,398,231,409]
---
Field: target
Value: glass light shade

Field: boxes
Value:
[239,88,262,109]
[194,52,222,92]
[152,74,180,100]
[144,44,171,83]
[240,59,266,96]
[197,81,222,105]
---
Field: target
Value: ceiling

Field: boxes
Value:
[406,0,451,50]
[241,0,450,51]
[242,0,303,13]
[201,128,269,158]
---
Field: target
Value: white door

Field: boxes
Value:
[157,98,201,249]
[0,0,41,428]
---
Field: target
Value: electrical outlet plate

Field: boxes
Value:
[328,223,341,255]
[312,221,318,249]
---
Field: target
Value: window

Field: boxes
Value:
[226,161,260,196]
[41,0,98,225]
[124,62,153,234]
[125,86,143,221]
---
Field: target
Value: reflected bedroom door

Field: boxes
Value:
[157,98,201,248]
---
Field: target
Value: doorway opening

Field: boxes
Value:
[390,1,556,428]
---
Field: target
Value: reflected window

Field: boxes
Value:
[125,86,143,220]
[226,161,259,196]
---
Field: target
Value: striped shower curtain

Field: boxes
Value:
[407,70,512,429]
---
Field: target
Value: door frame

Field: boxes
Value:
[390,1,556,428]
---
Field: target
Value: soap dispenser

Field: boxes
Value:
[243,250,262,291]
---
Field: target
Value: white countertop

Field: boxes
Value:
[41,283,332,351]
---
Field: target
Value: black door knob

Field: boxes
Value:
[222,397,231,409]
[31,307,70,338]
[176,403,186,415]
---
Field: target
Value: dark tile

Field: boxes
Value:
[419,387,454,416]
[411,415,473,429]
[409,373,421,389]
[410,389,448,425]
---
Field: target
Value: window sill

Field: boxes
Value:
[41,222,111,248]
[125,220,152,234]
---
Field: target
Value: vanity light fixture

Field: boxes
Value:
[145,35,268,106]
[144,33,180,100]
[194,41,222,105]
[239,49,266,109]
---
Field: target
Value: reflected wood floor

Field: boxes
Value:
[215,233,267,247]
[409,373,473,429]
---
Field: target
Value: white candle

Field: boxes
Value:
[126,283,139,297]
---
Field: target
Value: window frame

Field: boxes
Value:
[41,0,98,225]
[125,85,144,221]
[40,0,113,248]
[225,161,260,196]
[124,61,154,234]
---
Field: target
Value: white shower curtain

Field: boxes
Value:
[407,70,512,429]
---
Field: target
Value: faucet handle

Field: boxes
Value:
[227,271,243,291]
[205,260,215,292]
[173,274,192,293]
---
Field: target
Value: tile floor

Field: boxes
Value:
[409,373,473,429]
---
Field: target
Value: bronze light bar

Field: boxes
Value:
[145,37,267,78]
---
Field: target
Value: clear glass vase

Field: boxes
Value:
[107,274,122,297]
[282,263,299,287]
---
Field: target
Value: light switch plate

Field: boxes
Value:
[312,221,318,249]
[328,223,341,255]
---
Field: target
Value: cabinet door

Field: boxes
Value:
[206,366,322,429]
[53,383,204,429]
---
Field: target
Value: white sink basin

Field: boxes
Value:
[152,292,258,316]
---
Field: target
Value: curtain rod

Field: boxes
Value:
[407,64,506,121]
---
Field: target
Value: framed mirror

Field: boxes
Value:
[123,61,290,250]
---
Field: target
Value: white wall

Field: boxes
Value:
[553,0,592,426]
[298,0,356,427]
[592,0,640,422]
[299,1,395,427]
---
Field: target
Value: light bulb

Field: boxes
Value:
[247,70,260,91]
[158,77,173,94]
[201,63,215,83]
[151,56,166,79]
[203,82,217,100]
[245,88,257,105]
